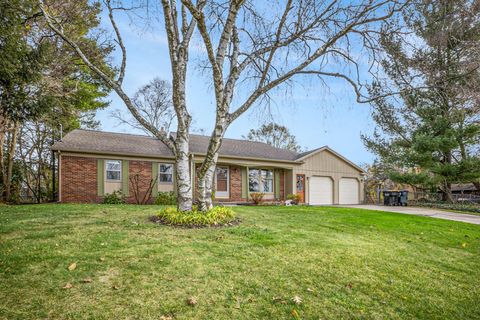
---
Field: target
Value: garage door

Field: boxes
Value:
[339,178,359,204]
[309,177,333,205]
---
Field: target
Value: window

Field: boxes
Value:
[249,169,274,193]
[159,163,173,183]
[249,169,260,192]
[106,160,121,181]
[262,170,273,193]
[215,166,229,197]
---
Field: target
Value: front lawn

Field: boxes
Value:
[1,204,479,319]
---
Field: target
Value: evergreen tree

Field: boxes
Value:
[0,0,112,202]
[363,0,480,201]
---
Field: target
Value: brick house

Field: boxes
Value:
[52,129,365,204]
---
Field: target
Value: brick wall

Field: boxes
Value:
[229,165,245,202]
[127,160,154,204]
[60,155,99,203]
[61,156,156,204]
[60,155,285,204]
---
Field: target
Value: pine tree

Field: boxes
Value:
[363,0,480,201]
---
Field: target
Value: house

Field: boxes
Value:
[51,129,365,205]
[452,183,480,196]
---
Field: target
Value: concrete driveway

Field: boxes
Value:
[340,204,480,225]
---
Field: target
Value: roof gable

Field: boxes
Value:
[296,146,365,173]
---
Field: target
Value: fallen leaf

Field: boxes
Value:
[67,262,77,271]
[291,309,300,318]
[306,288,314,293]
[99,257,105,262]
[186,296,197,306]
[83,277,93,283]
[462,242,468,248]
[292,295,302,305]
[112,285,120,290]
[346,283,353,290]
[63,283,73,289]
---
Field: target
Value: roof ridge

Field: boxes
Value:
[174,132,301,155]
[76,129,300,155]
[74,128,159,140]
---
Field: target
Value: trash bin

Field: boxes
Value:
[399,190,409,206]
[383,191,401,206]
[383,191,391,205]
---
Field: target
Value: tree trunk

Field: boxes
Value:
[442,181,454,203]
[196,119,227,211]
[197,159,217,212]
[174,131,193,212]
[5,121,19,202]
[0,115,5,201]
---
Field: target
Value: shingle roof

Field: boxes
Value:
[184,133,299,161]
[52,129,300,162]
[51,129,175,158]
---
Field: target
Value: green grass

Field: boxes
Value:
[0,204,479,319]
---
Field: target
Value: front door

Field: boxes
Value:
[215,166,229,198]
[296,174,305,203]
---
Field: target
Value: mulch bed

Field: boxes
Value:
[148,216,241,229]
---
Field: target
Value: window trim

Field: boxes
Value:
[158,163,174,184]
[105,159,122,182]
[215,166,229,198]
[248,168,274,194]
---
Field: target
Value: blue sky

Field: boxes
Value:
[94,12,377,166]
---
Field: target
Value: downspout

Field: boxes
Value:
[58,151,62,202]
[51,150,56,202]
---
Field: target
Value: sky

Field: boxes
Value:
[94,9,378,167]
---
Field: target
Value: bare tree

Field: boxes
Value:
[39,0,198,211]
[39,0,407,211]
[112,78,175,135]
[243,123,304,152]
[182,0,408,210]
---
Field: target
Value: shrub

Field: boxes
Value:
[102,190,126,204]
[151,206,236,227]
[286,193,301,204]
[250,192,265,205]
[154,191,177,205]
[414,201,480,214]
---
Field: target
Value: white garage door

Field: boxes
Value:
[339,178,360,204]
[309,177,333,205]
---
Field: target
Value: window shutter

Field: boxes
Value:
[241,167,248,199]
[274,169,280,199]
[151,162,158,197]
[122,160,129,196]
[97,159,104,196]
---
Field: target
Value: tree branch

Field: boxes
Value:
[39,0,176,152]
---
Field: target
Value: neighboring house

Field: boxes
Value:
[51,129,365,205]
[452,183,480,195]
